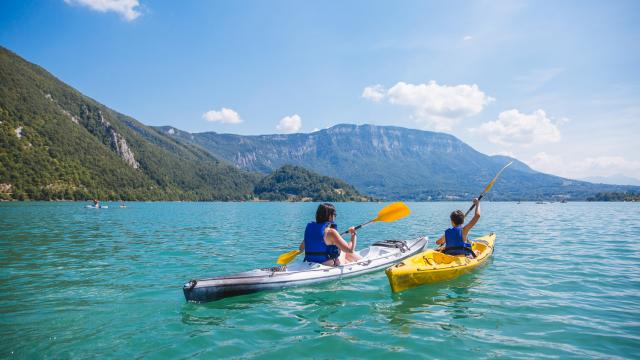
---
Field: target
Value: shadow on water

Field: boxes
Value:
[180,291,273,325]
[180,312,227,326]
[179,279,351,327]
[380,272,485,333]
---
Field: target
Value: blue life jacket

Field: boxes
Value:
[303,221,340,263]
[444,226,472,256]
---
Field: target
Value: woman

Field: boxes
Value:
[299,203,361,266]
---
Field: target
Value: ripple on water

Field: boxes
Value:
[1,202,639,359]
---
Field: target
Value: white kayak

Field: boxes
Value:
[183,237,428,302]
[85,205,108,209]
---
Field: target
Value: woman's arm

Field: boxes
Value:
[298,239,305,252]
[325,227,357,253]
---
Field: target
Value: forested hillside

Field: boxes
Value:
[0,46,369,202]
[255,165,372,201]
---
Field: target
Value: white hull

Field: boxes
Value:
[183,237,427,302]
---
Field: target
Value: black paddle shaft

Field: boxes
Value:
[464,161,512,217]
[340,220,374,236]
[464,194,485,217]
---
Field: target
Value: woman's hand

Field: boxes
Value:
[473,197,479,206]
[348,226,357,235]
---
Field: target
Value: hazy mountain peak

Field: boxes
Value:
[581,174,640,186]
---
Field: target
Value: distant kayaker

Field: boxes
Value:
[299,203,361,266]
[93,199,100,208]
[435,198,481,257]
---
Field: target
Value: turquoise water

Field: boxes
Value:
[1,202,639,359]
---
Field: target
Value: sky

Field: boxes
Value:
[1,0,639,181]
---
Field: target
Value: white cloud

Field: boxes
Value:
[463,35,473,41]
[276,114,302,133]
[527,152,564,174]
[202,108,242,124]
[472,109,563,147]
[64,0,142,21]
[577,156,640,177]
[387,81,494,131]
[527,153,640,179]
[362,84,386,102]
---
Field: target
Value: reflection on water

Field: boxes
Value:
[380,273,484,338]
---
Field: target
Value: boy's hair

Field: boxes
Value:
[450,210,465,226]
[316,203,336,223]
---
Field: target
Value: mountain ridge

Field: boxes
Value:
[157,124,639,200]
[580,174,640,186]
[2,45,636,202]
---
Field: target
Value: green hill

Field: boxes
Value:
[0,46,369,202]
[0,46,261,200]
[255,165,372,201]
[587,192,640,202]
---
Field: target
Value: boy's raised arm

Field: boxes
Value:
[463,198,481,235]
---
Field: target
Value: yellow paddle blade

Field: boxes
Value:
[373,202,411,223]
[277,249,301,265]
[482,161,513,194]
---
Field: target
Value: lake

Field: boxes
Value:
[1,202,639,358]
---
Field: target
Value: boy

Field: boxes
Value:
[435,198,480,257]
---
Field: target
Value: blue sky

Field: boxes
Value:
[1,0,639,181]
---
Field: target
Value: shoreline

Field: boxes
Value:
[1,199,637,203]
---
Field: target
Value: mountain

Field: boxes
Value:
[580,174,640,186]
[0,46,263,201]
[3,45,636,202]
[255,165,371,202]
[158,124,640,200]
[0,46,369,202]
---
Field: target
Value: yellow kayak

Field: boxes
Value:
[385,232,496,293]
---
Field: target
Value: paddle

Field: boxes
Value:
[464,161,513,217]
[276,202,412,265]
